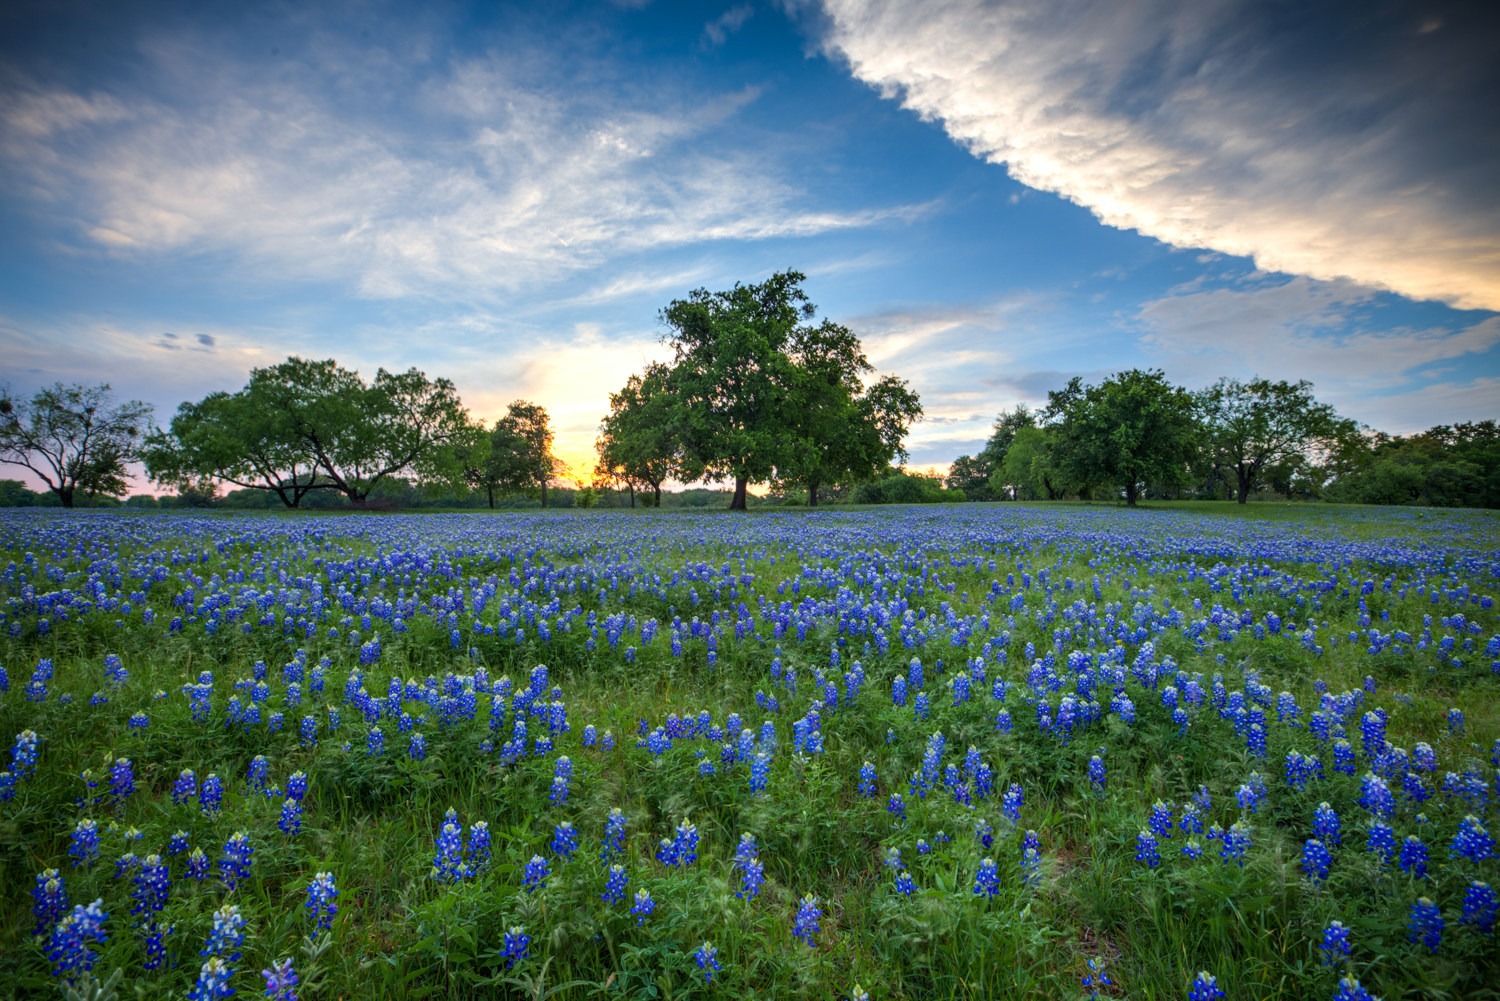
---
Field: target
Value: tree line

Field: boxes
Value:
[947,371,1499,508]
[1,271,1494,510]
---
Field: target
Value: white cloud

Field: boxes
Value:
[703,5,754,48]
[1133,274,1500,432]
[0,30,908,304]
[816,0,1500,310]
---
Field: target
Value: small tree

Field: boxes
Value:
[597,363,681,507]
[0,383,153,507]
[1048,369,1199,506]
[487,401,557,507]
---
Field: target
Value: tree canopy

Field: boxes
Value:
[1047,369,1199,506]
[0,383,153,507]
[596,363,680,507]
[1197,377,1353,503]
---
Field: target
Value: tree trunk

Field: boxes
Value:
[1236,465,1252,504]
[627,483,635,508]
[808,482,820,507]
[540,481,547,508]
[487,485,495,509]
[1124,481,1138,507]
[653,483,662,507]
[58,487,75,508]
[730,476,748,511]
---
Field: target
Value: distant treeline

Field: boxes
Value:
[947,373,1498,509]
[2,273,1494,511]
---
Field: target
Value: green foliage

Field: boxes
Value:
[1327,421,1500,508]
[596,363,681,508]
[850,468,956,504]
[483,401,558,508]
[1196,378,1354,504]
[0,382,152,507]
[1046,369,1199,506]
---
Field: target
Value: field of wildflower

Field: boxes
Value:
[1,503,1497,1000]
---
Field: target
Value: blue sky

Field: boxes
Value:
[2,0,1497,486]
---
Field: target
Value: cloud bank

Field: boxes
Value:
[816,0,1500,309]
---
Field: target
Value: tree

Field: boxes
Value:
[0,383,153,508]
[996,425,1067,500]
[661,271,814,510]
[486,401,557,507]
[778,320,923,506]
[1048,369,1199,506]
[596,363,681,508]
[232,358,477,506]
[1197,377,1353,503]
[144,388,331,508]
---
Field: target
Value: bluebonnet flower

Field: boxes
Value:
[1302,839,1333,885]
[1235,781,1263,814]
[305,871,338,936]
[10,729,40,779]
[1358,711,1386,757]
[1220,822,1252,867]
[503,926,529,968]
[1020,846,1042,889]
[1332,740,1356,776]
[201,773,224,817]
[602,864,628,905]
[693,942,721,983]
[630,888,655,924]
[32,869,69,937]
[279,798,302,836]
[69,819,100,867]
[1136,831,1162,868]
[203,903,246,960]
[657,819,699,866]
[109,757,134,802]
[792,893,822,946]
[408,732,427,761]
[131,854,170,919]
[1087,755,1106,794]
[995,708,1013,733]
[367,726,385,756]
[750,756,774,792]
[1312,803,1341,847]
[433,809,465,882]
[1188,971,1225,1001]
[465,821,491,873]
[973,857,1000,896]
[262,957,299,1001]
[219,831,253,891]
[1148,801,1174,839]
[300,715,319,747]
[1180,802,1205,836]
[1451,815,1494,862]
[887,791,906,821]
[1181,840,1203,859]
[1461,880,1496,934]
[247,754,270,791]
[1408,897,1442,952]
[1319,920,1351,965]
[47,899,107,984]
[552,821,578,859]
[189,957,235,1001]
[522,855,549,893]
[1001,783,1023,823]
[1082,957,1112,1000]
[168,830,190,856]
[858,761,877,797]
[1333,977,1377,1001]
[1357,773,1394,819]
[172,769,198,805]
[186,848,211,880]
[601,808,627,861]
[1366,821,1397,865]
[1447,707,1464,734]
[1399,836,1429,878]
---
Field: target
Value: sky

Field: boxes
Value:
[2,0,1497,490]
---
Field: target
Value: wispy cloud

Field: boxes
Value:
[1134,274,1500,431]
[703,5,754,48]
[815,0,1500,310]
[0,22,911,306]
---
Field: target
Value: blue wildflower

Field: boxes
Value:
[1407,897,1442,953]
[522,855,549,893]
[630,888,655,924]
[792,893,822,946]
[1319,920,1351,965]
[693,942,721,983]
[1188,971,1225,1001]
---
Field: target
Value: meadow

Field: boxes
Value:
[1,503,1497,1000]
